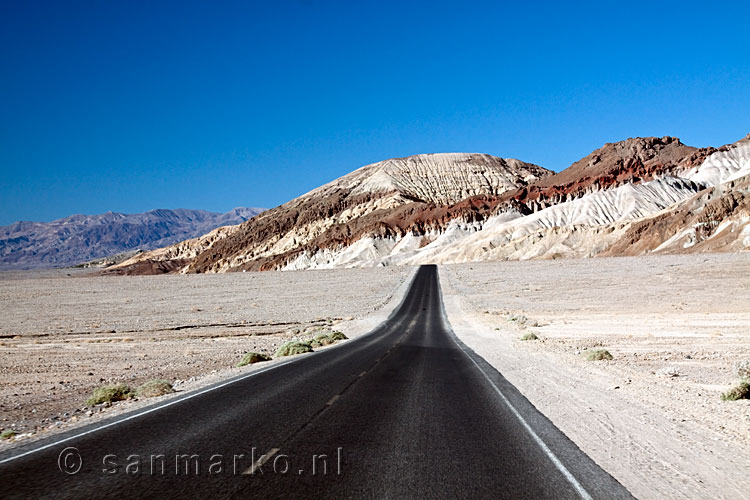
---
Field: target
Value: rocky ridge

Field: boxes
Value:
[0,207,264,269]
[111,134,750,274]
[110,154,549,273]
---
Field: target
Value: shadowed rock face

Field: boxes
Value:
[0,207,264,269]
[110,135,750,274]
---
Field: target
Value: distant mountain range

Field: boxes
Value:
[107,133,749,274]
[0,207,265,269]
[7,132,748,274]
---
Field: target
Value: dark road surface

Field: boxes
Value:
[0,265,633,499]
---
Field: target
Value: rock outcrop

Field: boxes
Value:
[109,154,550,273]
[110,134,750,274]
[507,136,713,211]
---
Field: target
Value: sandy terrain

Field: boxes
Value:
[0,266,412,447]
[440,253,750,500]
[2,254,748,498]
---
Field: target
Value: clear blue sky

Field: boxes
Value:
[1,1,748,224]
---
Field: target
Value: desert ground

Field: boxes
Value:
[1,254,748,499]
[440,253,750,500]
[0,266,412,446]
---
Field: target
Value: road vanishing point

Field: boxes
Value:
[0,265,633,499]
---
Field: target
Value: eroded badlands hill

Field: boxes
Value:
[109,154,549,273]
[112,135,750,273]
[396,135,748,264]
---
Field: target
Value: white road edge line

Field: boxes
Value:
[0,359,296,466]
[448,332,594,500]
[243,448,279,475]
[436,265,593,500]
[0,267,421,467]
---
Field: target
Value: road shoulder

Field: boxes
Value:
[438,264,750,500]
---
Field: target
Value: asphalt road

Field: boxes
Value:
[0,265,634,499]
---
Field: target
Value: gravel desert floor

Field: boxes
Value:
[0,266,412,447]
[440,253,750,500]
[1,255,748,500]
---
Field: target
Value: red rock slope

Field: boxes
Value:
[109,134,749,273]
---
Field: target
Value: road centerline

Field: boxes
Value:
[243,448,280,475]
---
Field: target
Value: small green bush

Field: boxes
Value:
[328,331,347,341]
[721,380,750,401]
[311,334,334,347]
[586,349,613,361]
[275,341,313,357]
[1,429,17,440]
[136,379,174,398]
[520,333,539,341]
[86,384,134,406]
[310,331,348,348]
[237,352,272,367]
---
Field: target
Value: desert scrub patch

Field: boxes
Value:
[721,380,750,401]
[238,352,272,367]
[507,314,529,326]
[275,341,313,357]
[311,334,334,348]
[504,313,542,329]
[1,429,17,440]
[310,331,348,347]
[86,384,134,406]
[136,379,174,398]
[328,331,347,341]
[520,332,539,341]
[586,349,613,361]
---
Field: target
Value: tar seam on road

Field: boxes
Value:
[243,448,280,475]
[438,278,594,500]
[260,312,414,459]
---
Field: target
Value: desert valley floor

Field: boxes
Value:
[1,254,749,499]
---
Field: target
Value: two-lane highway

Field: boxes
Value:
[0,265,633,498]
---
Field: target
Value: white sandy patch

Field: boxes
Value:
[439,254,750,500]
